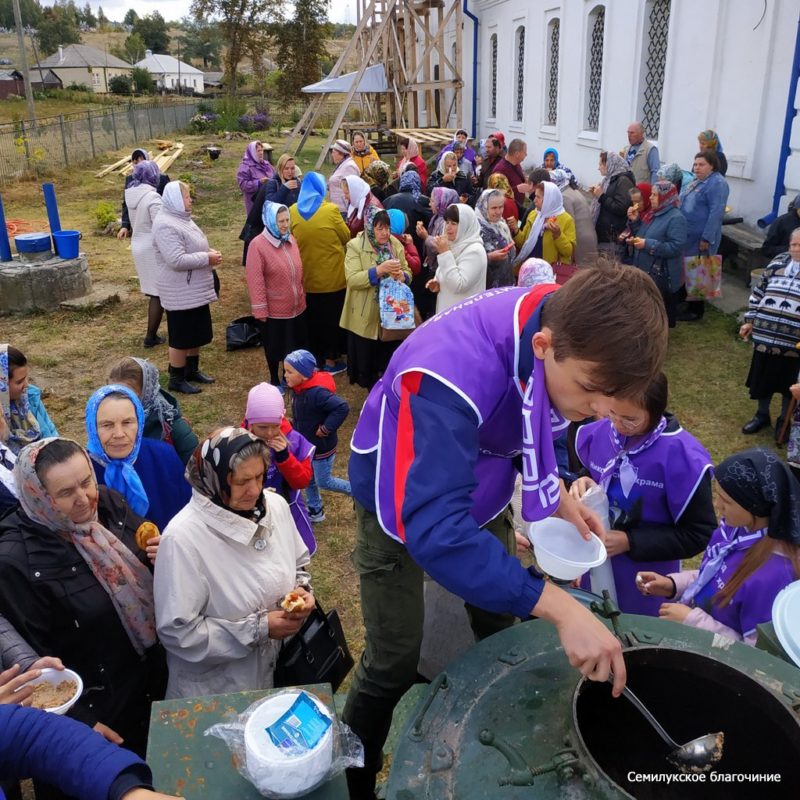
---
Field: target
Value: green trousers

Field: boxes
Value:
[342,501,515,798]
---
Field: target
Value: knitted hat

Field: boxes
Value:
[284,349,317,379]
[245,382,285,424]
[331,139,352,156]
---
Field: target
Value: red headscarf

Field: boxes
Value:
[635,182,654,224]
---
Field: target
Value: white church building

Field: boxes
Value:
[439,0,800,228]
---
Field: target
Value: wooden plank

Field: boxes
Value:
[95,153,134,178]
[454,0,463,128]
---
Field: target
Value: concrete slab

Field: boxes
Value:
[59,283,124,310]
[709,272,751,317]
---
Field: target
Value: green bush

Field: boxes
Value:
[93,200,118,230]
[131,67,154,94]
[213,95,247,132]
[108,75,133,95]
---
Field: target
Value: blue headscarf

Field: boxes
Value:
[297,171,326,220]
[262,201,290,242]
[85,384,149,516]
[399,170,422,200]
[387,208,406,236]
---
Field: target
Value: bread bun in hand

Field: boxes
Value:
[281,591,305,613]
[135,521,159,551]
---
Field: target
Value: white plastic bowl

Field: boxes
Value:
[26,668,83,715]
[244,690,334,797]
[527,517,607,581]
[772,581,800,668]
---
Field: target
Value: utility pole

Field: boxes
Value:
[11,0,36,124]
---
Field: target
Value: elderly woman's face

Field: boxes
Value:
[281,159,296,180]
[790,231,800,262]
[650,189,660,209]
[341,181,350,203]
[544,152,557,169]
[181,186,192,212]
[373,221,391,245]
[353,133,365,150]
[487,196,505,223]
[255,143,264,160]
[443,154,457,172]
[445,218,458,241]
[276,209,290,235]
[330,148,344,165]
[227,454,265,511]
[455,132,467,145]
[96,396,138,460]
[693,157,713,180]
[598,158,607,177]
[42,453,99,525]
[534,186,544,211]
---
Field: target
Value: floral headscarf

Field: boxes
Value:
[364,205,394,264]
[129,160,161,189]
[541,148,576,184]
[517,258,555,288]
[132,358,176,439]
[549,169,570,190]
[399,170,422,201]
[186,427,268,512]
[651,180,680,217]
[475,189,514,254]
[429,186,459,236]
[657,162,684,189]
[85,385,149,517]
[487,172,514,200]
[262,201,291,242]
[591,152,630,223]
[345,175,372,221]
[698,129,723,154]
[0,344,41,455]
[13,438,156,655]
[365,159,391,188]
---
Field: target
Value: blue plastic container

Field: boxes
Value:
[14,232,51,254]
[52,230,81,259]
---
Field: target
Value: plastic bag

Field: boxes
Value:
[378,277,415,330]
[226,315,262,351]
[205,689,363,799]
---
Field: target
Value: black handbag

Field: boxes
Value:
[274,603,354,692]
[225,316,262,351]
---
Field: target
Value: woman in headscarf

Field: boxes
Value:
[85,384,190,531]
[236,141,274,215]
[762,193,800,259]
[425,203,487,312]
[328,140,360,214]
[511,181,576,267]
[570,372,715,616]
[426,151,472,200]
[154,427,314,699]
[589,151,635,254]
[365,159,392,203]
[0,437,167,754]
[342,174,383,238]
[340,208,412,388]
[289,172,351,375]
[697,129,727,176]
[517,257,555,288]
[396,136,427,187]
[551,169,598,265]
[0,345,57,456]
[108,357,199,466]
[124,160,166,348]
[637,448,800,644]
[541,147,576,184]
[0,415,18,515]
[351,130,380,177]
[245,201,308,389]
[153,181,222,394]
[486,173,520,226]
[628,181,687,327]
[117,147,170,241]
[679,149,730,321]
[475,188,516,288]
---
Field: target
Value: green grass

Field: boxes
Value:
[4,131,775,668]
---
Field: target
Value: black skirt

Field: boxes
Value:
[305,290,346,362]
[258,312,308,364]
[746,348,800,399]
[166,304,213,350]
[347,331,399,389]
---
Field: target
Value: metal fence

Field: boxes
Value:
[0,100,200,184]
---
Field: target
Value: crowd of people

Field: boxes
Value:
[1,121,799,800]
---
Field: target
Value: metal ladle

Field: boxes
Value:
[616,682,724,773]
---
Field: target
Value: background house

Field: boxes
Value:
[35,44,132,94]
[425,0,800,227]
[135,50,205,94]
[0,69,23,99]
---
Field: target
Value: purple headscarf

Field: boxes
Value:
[129,160,161,189]
[429,186,459,236]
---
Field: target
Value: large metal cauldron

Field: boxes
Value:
[386,611,800,799]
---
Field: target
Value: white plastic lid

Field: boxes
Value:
[771,581,800,668]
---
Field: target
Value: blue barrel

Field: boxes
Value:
[14,232,52,255]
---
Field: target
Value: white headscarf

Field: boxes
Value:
[345,175,371,220]
[515,182,566,266]
[161,181,187,214]
[449,204,484,260]
[437,151,459,176]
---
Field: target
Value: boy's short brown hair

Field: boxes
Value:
[540,265,668,397]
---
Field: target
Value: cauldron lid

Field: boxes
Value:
[773,581,800,667]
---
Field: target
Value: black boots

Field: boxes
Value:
[185,355,215,384]
[168,365,201,394]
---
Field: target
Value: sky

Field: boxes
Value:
[98,0,355,25]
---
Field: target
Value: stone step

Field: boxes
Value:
[59,283,125,311]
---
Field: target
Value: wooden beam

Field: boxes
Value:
[454,0,463,128]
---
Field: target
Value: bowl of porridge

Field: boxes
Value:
[27,668,83,715]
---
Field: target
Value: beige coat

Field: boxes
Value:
[154,489,311,699]
[340,232,410,340]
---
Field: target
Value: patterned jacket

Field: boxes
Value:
[744,253,800,354]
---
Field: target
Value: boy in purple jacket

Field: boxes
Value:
[343,266,668,798]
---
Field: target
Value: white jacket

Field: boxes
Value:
[154,489,311,699]
[124,184,163,296]
[434,242,488,313]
